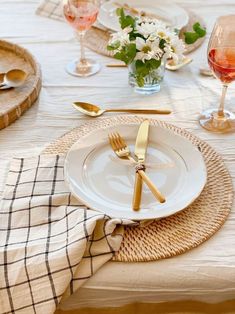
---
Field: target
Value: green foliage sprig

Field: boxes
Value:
[184,22,206,44]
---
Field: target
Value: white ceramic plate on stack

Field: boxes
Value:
[64,123,207,220]
[98,0,189,32]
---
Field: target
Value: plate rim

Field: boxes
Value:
[98,0,189,32]
[64,122,207,220]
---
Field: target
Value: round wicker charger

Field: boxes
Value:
[43,116,233,262]
[0,40,41,130]
[84,11,206,57]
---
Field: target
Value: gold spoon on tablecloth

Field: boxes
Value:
[73,102,171,117]
[0,69,27,90]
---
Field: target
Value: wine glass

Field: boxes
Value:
[63,0,101,77]
[199,15,235,133]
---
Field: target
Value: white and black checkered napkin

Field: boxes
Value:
[0,155,132,313]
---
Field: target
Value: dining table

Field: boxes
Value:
[0,0,235,313]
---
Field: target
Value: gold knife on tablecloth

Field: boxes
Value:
[132,120,150,210]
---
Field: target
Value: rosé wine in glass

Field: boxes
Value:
[63,0,101,77]
[199,15,235,133]
[64,2,98,32]
[208,48,235,84]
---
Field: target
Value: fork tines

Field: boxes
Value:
[109,132,127,151]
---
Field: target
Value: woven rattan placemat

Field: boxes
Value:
[43,116,233,262]
[0,40,41,130]
[84,11,206,57]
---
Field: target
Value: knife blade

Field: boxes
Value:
[132,120,150,210]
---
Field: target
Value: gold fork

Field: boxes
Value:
[109,132,166,204]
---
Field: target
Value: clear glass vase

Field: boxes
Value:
[128,59,166,95]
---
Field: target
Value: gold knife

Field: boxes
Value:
[132,120,150,210]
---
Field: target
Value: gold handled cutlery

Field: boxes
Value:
[106,64,127,68]
[133,120,150,210]
[109,132,166,206]
[73,102,172,117]
[0,69,27,90]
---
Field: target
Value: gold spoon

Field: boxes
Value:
[0,69,27,90]
[165,56,193,71]
[73,102,171,117]
[0,73,4,84]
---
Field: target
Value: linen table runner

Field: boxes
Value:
[0,155,132,314]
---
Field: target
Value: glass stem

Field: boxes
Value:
[218,84,228,117]
[79,32,87,65]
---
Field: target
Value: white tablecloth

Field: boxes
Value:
[0,0,235,311]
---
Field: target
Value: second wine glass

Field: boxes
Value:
[199,15,235,133]
[63,0,101,77]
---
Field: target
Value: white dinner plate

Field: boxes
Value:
[64,123,207,220]
[98,0,189,32]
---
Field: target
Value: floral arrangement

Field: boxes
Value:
[107,8,185,87]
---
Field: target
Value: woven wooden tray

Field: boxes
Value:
[0,40,41,130]
[43,116,233,262]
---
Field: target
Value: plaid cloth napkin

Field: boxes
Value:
[36,0,64,21]
[0,155,133,314]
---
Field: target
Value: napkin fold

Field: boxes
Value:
[0,155,133,314]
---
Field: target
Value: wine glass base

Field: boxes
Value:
[66,59,101,77]
[199,108,235,133]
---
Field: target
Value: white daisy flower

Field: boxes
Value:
[167,37,185,63]
[135,21,156,38]
[109,26,132,51]
[163,43,172,60]
[149,27,173,42]
[135,37,163,62]
[138,17,167,29]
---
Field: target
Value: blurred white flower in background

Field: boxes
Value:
[168,35,185,63]
[109,26,132,52]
